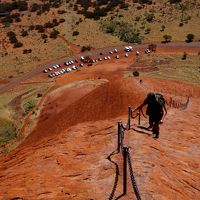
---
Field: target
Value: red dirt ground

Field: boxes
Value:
[0,46,200,200]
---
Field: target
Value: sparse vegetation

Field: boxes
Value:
[186,33,194,43]
[0,118,17,147]
[7,31,18,43]
[14,42,23,48]
[81,45,92,52]
[50,29,59,39]
[101,20,143,43]
[72,31,80,36]
[133,71,140,77]
[163,34,172,43]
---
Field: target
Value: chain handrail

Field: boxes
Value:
[108,94,190,199]
[166,96,190,110]
[107,154,120,200]
[127,148,142,200]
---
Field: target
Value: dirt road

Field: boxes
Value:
[0,42,199,94]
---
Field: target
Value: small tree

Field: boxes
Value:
[21,29,28,37]
[186,33,194,43]
[50,29,59,39]
[7,31,18,43]
[145,27,151,34]
[133,71,139,77]
[41,33,48,39]
[72,31,79,36]
[163,34,172,43]
[14,42,23,48]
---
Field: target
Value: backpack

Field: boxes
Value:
[155,93,165,107]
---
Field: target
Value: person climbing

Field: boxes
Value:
[134,92,167,138]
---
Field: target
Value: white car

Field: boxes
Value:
[104,57,108,60]
[67,68,72,72]
[43,69,48,73]
[114,49,118,53]
[48,67,53,71]
[99,58,102,61]
[125,46,130,52]
[71,60,74,64]
[80,63,84,67]
[109,51,113,54]
[107,56,111,60]
[125,53,128,57]
[136,51,140,56]
[116,55,119,59]
[72,66,78,70]
[145,49,151,54]
[128,46,133,50]
[80,56,84,61]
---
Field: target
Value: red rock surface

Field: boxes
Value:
[0,56,200,200]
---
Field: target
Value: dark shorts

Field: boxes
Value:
[149,111,163,123]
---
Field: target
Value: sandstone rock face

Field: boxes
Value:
[0,74,200,200]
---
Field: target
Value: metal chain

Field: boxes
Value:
[108,159,120,200]
[140,108,147,118]
[130,109,139,119]
[127,149,142,200]
[166,97,189,110]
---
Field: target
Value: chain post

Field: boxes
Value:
[123,147,128,195]
[117,121,121,153]
[126,106,131,130]
[138,111,141,126]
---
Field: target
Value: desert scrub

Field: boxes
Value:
[0,117,17,146]
[23,98,36,114]
[100,20,143,43]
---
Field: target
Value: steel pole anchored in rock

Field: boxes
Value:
[123,147,128,195]
[126,106,131,130]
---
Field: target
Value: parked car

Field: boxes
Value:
[67,68,72,72]
[114,49,118,53]
[109,51,113,54]
[125,53,128,57]
[99,58,102,61]
[72,66,78,70]
[48,67,53,71]
[145,48,151,54]
[136,51,140,56]
[80,63,84,67]
[43,69,48,73]
[99,52,103,55]
[116,55,119,59]
[107,56,111,60]
[104,57,108,60]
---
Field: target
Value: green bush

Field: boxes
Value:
[7,31,18,43]
[14,42,23,48]
[21,29,28,37]
[145,28,151,34]
[133,71,140,77]
[72,31,79,36]
[81,45,92,52]
[186,33,194,43]
[145,12,154,22]
[163,34,172,43]
[50,29,59,39]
